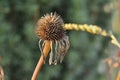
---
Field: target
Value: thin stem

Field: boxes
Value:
[64,23,120,48]
[31,40,50,80]
[116,70,120,80]
[0,66,4,80]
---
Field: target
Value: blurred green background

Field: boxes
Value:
[0,0,119,80]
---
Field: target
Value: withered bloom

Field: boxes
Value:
[36,13,70,65]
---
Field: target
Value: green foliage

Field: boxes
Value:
[0,0,111,80]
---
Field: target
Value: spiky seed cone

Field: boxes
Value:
[36,13,65,41]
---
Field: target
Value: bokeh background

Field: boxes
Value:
[0,0,120,80]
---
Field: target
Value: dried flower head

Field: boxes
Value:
[36,13,65,41]
[35,13,70,65]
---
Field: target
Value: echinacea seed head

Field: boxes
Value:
[36,13,66,41]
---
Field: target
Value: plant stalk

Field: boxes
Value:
[31,40,50,80]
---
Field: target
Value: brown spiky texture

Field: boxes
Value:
[36,13,65,41]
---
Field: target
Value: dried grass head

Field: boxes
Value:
[35,13,70,65]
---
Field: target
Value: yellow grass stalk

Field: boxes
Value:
[64,23,120,48]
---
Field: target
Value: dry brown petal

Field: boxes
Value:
[117,50,120,58]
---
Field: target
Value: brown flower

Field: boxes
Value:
[35,13,70,65]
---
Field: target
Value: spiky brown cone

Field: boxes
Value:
[36,13,65,41]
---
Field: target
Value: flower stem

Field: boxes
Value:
[116,70,120,80]
[0,66,4,80]
[31,40,50,80]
